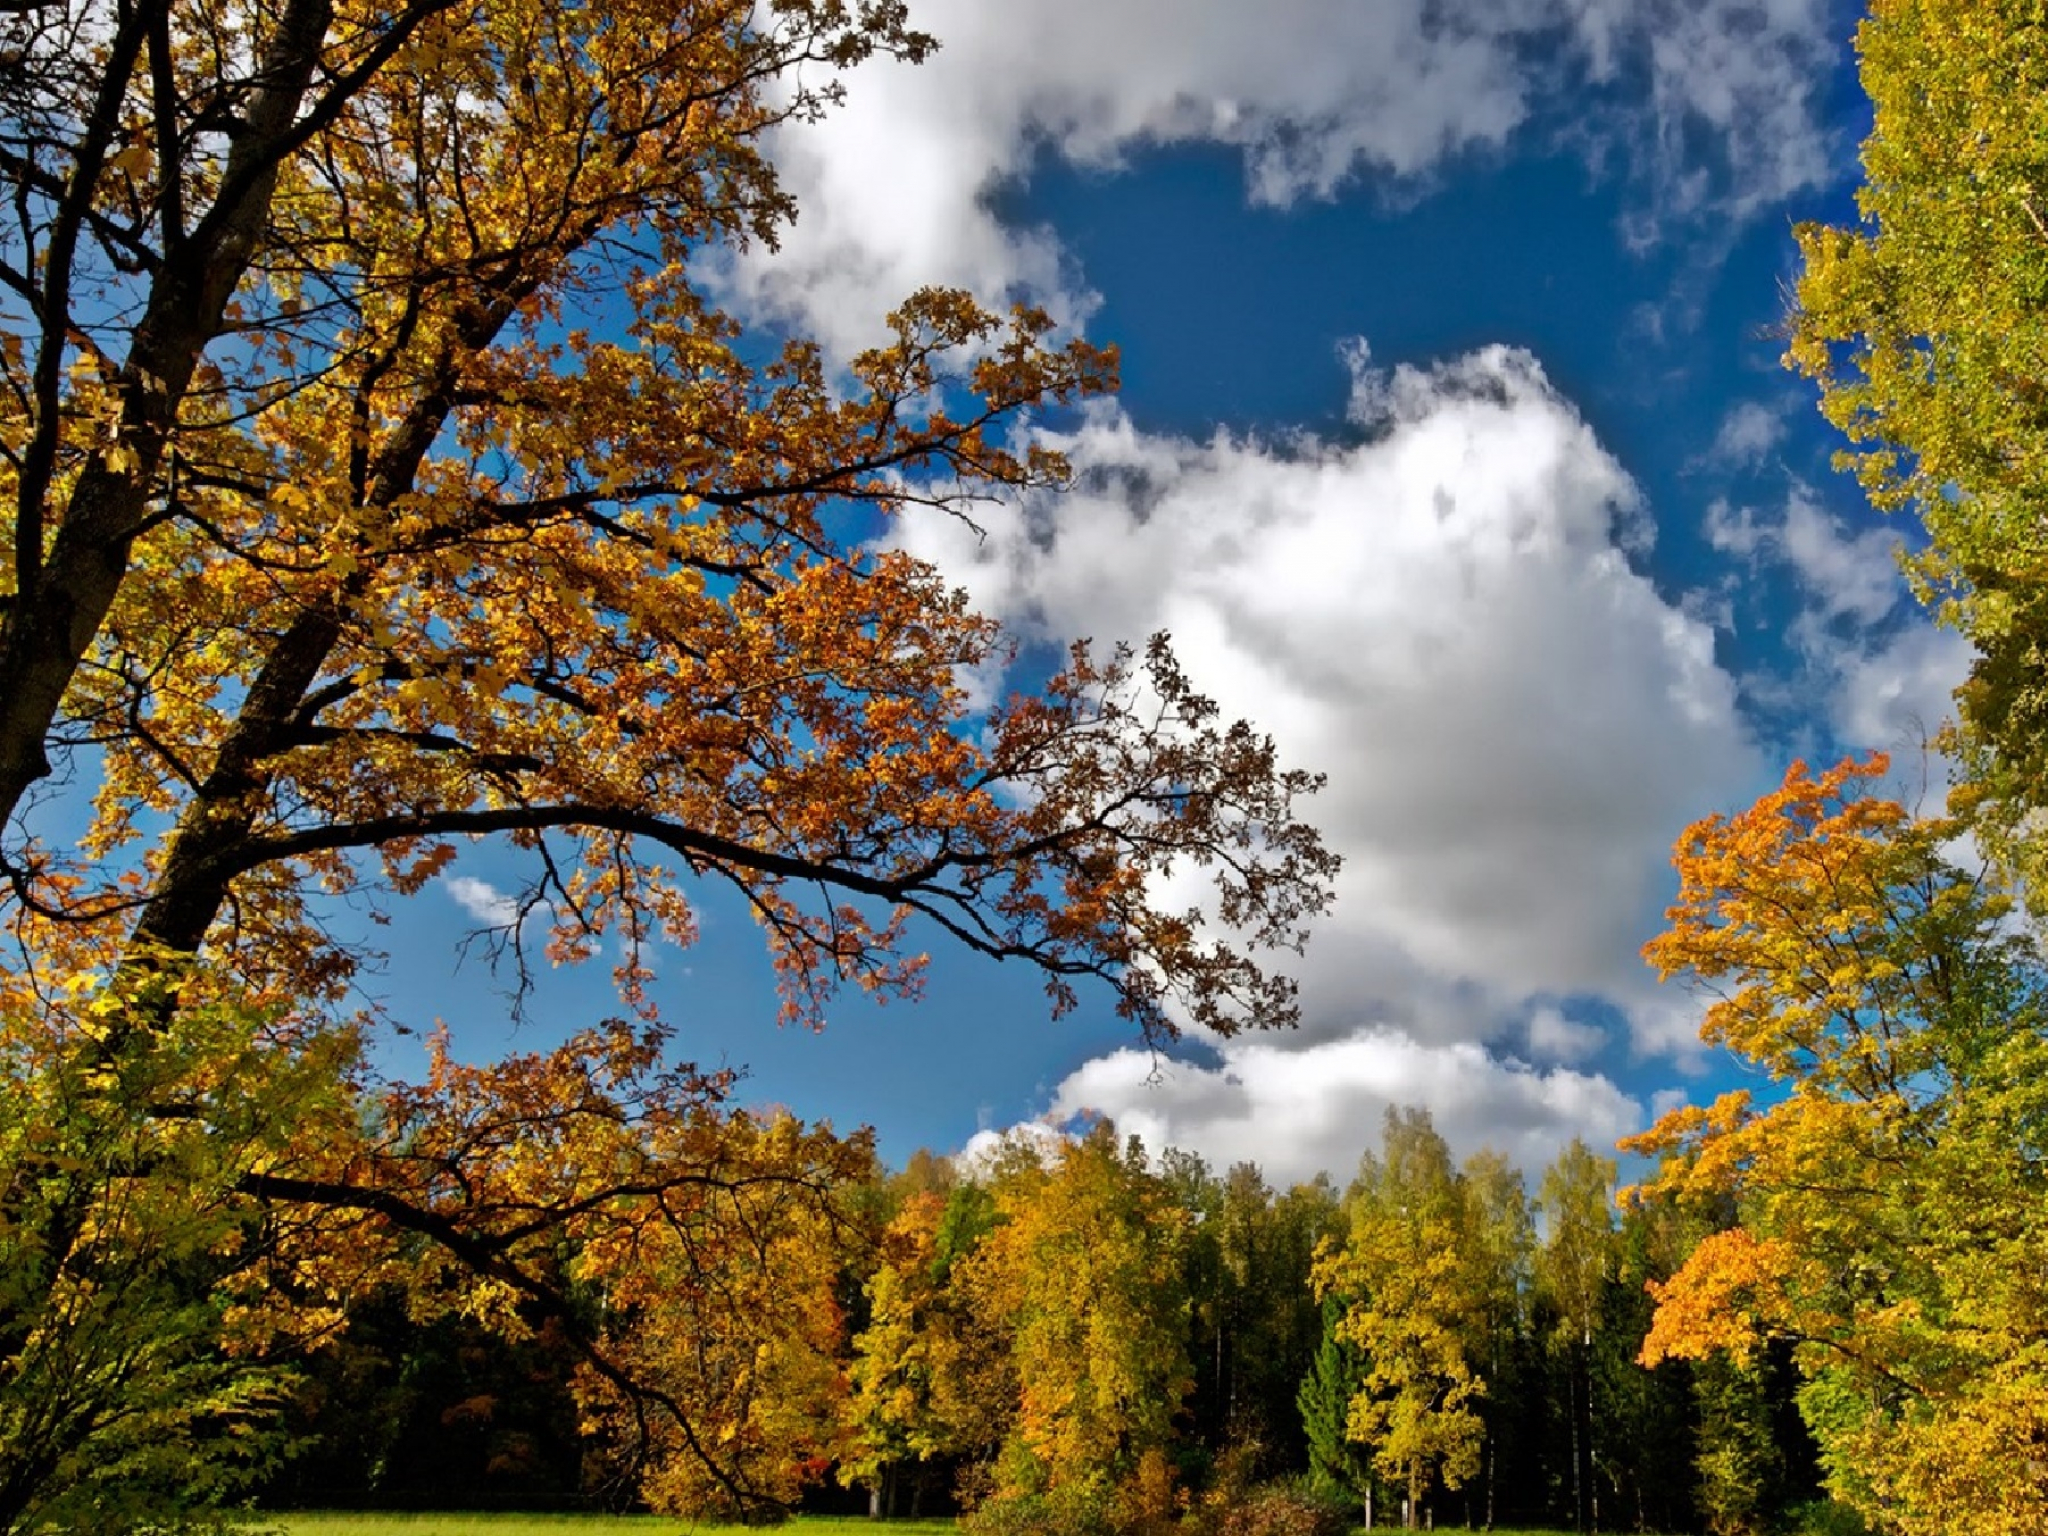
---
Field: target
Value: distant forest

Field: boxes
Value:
[262,1108,1820,1535]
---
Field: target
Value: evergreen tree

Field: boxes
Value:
[1299,1293,1376,1520]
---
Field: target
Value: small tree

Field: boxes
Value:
[1299,1294,1376,1522]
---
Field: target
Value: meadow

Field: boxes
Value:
[259,1518,962,1536]
[256,1517,1587,1536]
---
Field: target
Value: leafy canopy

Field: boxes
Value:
[0,0,1337,1520]
[1626,756,2048,1536]
[1786,0,2048,879]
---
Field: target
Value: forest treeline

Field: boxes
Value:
[256,1110,1821,1536]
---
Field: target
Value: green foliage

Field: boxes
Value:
[1169,1156,1338,1474]
[1785,0,2048,888]
[1785,1498,1880,1536]
[1691,1352,1789,1536]
[1295,1296,1371,1507]
[0,983,353,1535]
[1590,1199,1698,1536]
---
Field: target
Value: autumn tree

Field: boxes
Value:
[1628,754,2048,1536]
[961,1123,1193,1525]
[0,0,1337,1519]
[1462,1147,1534,1531]
[580,1110,868,1518]
[1535,1138,1617,1533]
[1785,0,2048,883]
[0,956,339,1534]
[842,1188,995,1518]
[1313,1108,1486,1530]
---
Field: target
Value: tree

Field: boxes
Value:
[843,1189,969,1518]
[592,1110,866,1519]
[1212,1164,1339,1474]
[1463,1148,1533,1531]
[0,962,335,1534]
[1313,1108,1485,1530]
[963,1124,1193,1519]
[1627,754,2048,1536]
[1784,0,2048,879]
[0,0,1338,1519]
[1535,1138,1617,1534]
[1299,1293,1377,1519]
[1594,1194,1701,1536]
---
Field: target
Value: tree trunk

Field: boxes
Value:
[0,0,352,829]
[1568,1350,1584,1533]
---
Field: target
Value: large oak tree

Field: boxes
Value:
[0,0,1336,1523]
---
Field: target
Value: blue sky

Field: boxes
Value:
[383,0,1973,1186]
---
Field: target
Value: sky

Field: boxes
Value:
[390,0,1975,1189]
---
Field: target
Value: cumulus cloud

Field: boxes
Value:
[1709,485,1904,630]
[1779,494,1906,629]
[956,1119,1071,1178]
[1525,1005,1608,1065]
[898,343,1765,1177]
[1830,624,1973,754]
[1047,1031,1643,1189]
[902,343,1759,1055]
[730,0,1840,351]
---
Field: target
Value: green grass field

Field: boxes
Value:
[254,1517,1585,1536]
[258,1518,961,1536]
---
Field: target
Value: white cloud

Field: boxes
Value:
[1049,1030,1643,1187]
[900,342,1760,1071]
[1779,490,1905,629]
[443,874,521,927]
[1705,400,1787,469]
[955,1119,1071,1177]
[730,0,1840,351]
[1526,1005,1607,1065]
[1830,623,1973,754]
[1708,484,1906,629]
[1706,484,1968,754]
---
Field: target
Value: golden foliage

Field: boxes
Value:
[0,0,1335,1518]
[1628,756,2048,1535]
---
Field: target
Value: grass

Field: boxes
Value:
[252,1518,1599,1536]
[257,1517,961,1536]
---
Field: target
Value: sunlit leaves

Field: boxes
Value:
[1785,0,2048,893]
[1310,1109,1489,1520]
[1627,757,2048,1535]
[0,0,1336,1521]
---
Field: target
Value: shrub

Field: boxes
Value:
[1217,1478,1352,1536]
[1784,1500,1877,1536]
[962,1483,1116,1536]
